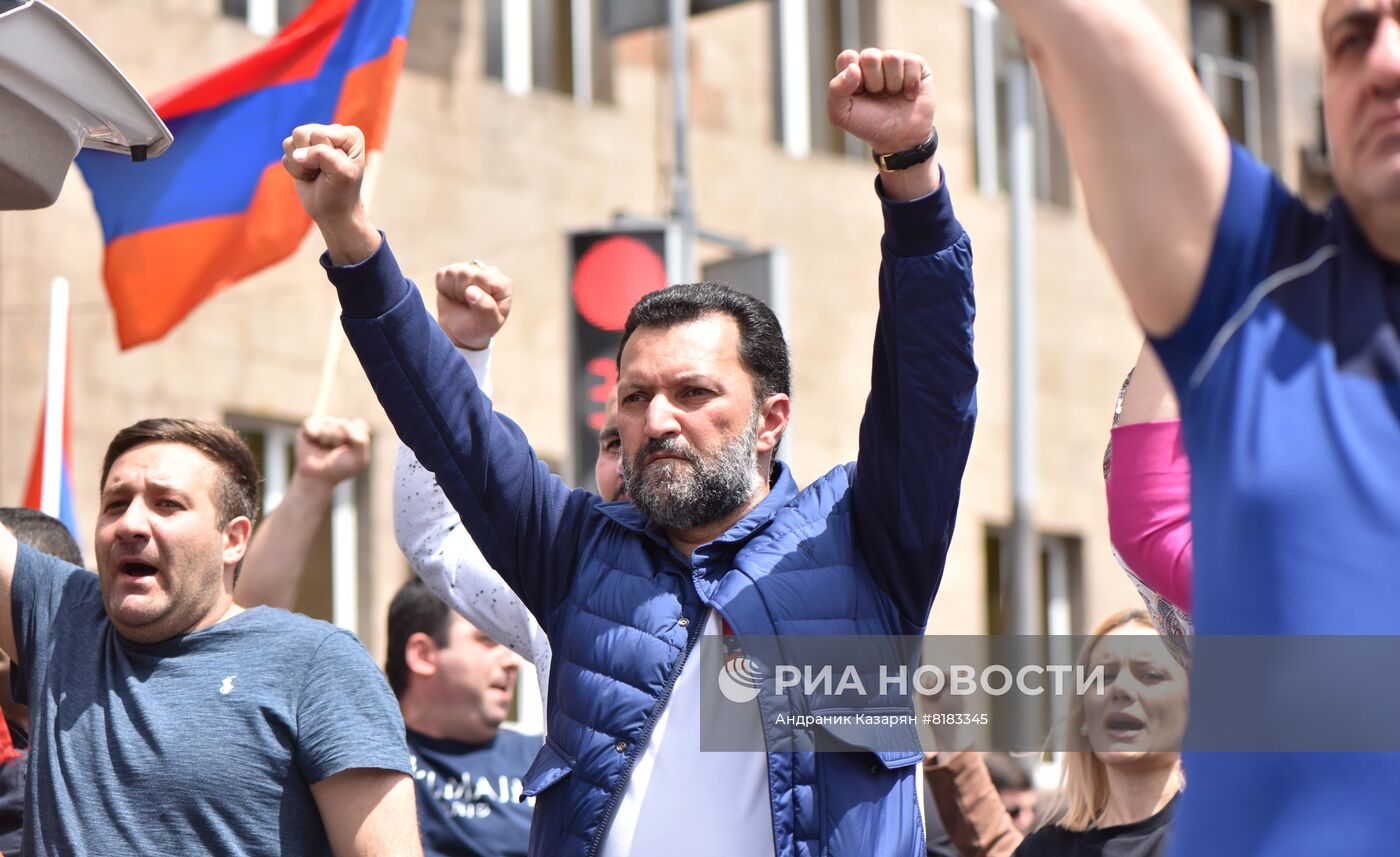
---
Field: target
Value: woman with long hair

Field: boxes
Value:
[924,609,1187,856]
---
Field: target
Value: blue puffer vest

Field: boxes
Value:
[332,176,975,857]
[521,462,931,857]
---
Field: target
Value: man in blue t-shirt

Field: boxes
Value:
[995,2,1400,854]
[386,578,540,857]
[0,417,421,856]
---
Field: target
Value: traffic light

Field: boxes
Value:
[568,225,678,488]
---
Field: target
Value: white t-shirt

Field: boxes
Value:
[599,612,775,856]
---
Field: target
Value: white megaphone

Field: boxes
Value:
[0,0,172,209]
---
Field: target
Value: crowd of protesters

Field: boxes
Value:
[2,0,1398,854]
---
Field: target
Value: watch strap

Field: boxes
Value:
[872,128,939,172]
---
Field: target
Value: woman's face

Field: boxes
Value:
[1081,625,1188,771]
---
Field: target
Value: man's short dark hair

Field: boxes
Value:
[101,418,261,531]
[0,507,82,566]
[617,283,792,401]
[101,419,261,583]
[385,578,453,698]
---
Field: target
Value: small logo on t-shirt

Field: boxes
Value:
[219,676,237,695]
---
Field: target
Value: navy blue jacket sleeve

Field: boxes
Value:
[325,236,595,619]
[852,175,977,632]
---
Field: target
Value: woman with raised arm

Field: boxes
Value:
[1103,346,1193,667]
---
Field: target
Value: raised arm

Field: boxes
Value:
[395,445,548,665]
[283,125,596,618]
[997,0,1233,336]
[237,415,371,610]
[392,265,549,675]
[918,687,1022,856]
[1118,343,1179,425]
[829,49,978,628]
[1106,344,1193,612]
[923,752,1022,857]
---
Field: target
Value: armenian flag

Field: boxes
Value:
[77,0,414,349]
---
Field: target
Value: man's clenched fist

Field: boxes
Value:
[282,124,366,221]
[434,261,514,351]
[296,415,372,489]
[827,49,939,199]
[282,123,381,265]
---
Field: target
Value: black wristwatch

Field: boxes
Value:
[872,128,938,172]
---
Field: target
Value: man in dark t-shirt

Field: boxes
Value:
[406,728,538,857]
[387,579,539,857]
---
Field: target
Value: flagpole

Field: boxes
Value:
[312,151,383,417]
[41,276,69,517]
[311,311,343,418]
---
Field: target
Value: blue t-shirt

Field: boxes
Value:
[408,727,539,857]
[9,544,412,856]
[1152,146,1400,855]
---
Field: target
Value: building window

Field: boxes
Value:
[221,0,312,37]
[531,0,576,96]
[982,526,1083,752]
[773,0,877,159]
[485,0,613,103]
[1190,0,1277,163]
[1300,97,1335,204]
[967,4,1073,206]
[404,0,463,80]
[222,0,459,80]
[982,526,1084,638]
[231,416,367,633]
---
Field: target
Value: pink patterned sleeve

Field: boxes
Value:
[1105,420,1194,612]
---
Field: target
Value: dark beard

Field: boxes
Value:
[622,413,759,532]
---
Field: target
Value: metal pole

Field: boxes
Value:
[669,0,697,282]
[1006,54,1042,753]
[1007,57,1041,639]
